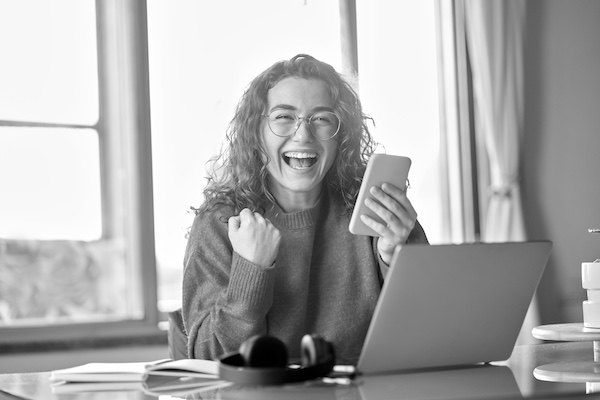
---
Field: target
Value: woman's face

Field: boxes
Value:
[261,77,338,208]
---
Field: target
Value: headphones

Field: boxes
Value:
[218,333,335,385]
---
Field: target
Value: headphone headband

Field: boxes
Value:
[219,351,335,385]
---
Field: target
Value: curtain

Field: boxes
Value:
[463,0,536,345]
[464,0,526,243]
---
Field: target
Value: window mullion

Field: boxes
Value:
[96,0,158,326]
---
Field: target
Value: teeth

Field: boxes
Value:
[283,152,317,159]
[283,151,318,169]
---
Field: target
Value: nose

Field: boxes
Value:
[292,117,314,142]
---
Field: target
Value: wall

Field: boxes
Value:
[523,0,600,323]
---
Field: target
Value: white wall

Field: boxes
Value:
[523,0,600,323]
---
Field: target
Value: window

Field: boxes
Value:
[0,0,101,242]
[0,0,159,344]
[0,129,101,240]
[356,0,444,244]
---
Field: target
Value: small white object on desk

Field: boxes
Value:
[534,360,600,383]
[532,324,600,387]
[532,323,600,342]
[533,231,600,388]
[582,259,600,328]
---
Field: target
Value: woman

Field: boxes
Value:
[182,54,428,363]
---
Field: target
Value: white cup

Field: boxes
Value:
[582,261,600,328]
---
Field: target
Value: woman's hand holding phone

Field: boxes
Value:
[359,183,418,265]
[348,154,416,265]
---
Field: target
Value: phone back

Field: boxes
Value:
[349,154,411,236]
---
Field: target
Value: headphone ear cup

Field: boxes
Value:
[301,334,329,367]
[239,335,288,368]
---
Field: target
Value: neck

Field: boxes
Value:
[270,185,323,213]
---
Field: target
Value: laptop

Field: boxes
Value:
[356,241,552,375]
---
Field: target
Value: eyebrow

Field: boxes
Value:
[268,104,335,114]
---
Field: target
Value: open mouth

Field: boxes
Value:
[283,151,318,169]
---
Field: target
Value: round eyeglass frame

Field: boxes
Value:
[263,110,341,141]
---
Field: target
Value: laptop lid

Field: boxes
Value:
[357,241,552,375]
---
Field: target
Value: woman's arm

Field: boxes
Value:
[182,209,278,360]
[373,219,429,282]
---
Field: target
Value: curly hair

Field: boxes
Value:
[196,54,378,215]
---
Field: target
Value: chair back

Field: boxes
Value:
[168,308,188,359]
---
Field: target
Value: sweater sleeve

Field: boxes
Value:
[182,209,276,360]
[375,219,429,282]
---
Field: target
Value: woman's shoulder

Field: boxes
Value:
[188,201,236,241]
[196,200,236,219]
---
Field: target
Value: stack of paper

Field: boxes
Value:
[145,358,219,378]
[50,359,230,395]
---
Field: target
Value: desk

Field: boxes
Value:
[1,341,599,400]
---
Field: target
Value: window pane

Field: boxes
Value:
[0,238,132,326]
[0,128,102,240]
[0,127,147,327]
[0,0,98,125]
[147,0,342,311]
[357,0,444,244]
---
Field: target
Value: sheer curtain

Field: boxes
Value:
[464,0,526,243]
[463,0,537,345]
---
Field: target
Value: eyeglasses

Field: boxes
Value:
[263,110,341,140]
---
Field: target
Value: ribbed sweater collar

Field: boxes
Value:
[265,190,327,230]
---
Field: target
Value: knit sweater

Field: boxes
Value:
[182,189,428,363]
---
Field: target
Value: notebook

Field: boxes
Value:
[356,241,552,375]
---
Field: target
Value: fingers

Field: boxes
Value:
[228,215,241,232]
[356,183,419,265]
[360,182,418,263]
[240,208,274,230]
[229,208,265,229]
[365,184,417,232]
[229,208,267,238]
[228,208,281,268]
[375,183,417,221]
[359,213,388,236]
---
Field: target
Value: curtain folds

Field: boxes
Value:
[464,0,526,243]
[463,0,536,345]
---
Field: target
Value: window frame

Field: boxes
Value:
[0,0,162,347]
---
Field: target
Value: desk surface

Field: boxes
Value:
[1,341,600,400]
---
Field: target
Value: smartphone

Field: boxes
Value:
[349,154,412,236]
